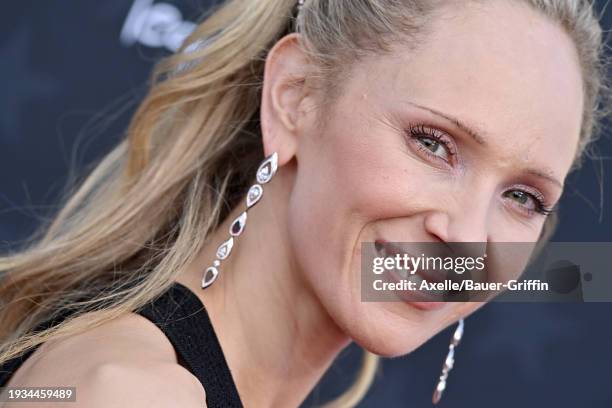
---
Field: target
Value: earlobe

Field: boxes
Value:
[260,33,309,167]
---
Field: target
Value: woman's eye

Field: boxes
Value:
[414,136,452,162]
[406,125,457,166]
[505,190,533,206]
[503,189,553,216]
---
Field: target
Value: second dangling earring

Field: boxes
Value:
[201,151,279,289]
[432,318,465,404]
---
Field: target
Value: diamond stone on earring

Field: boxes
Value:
[201,152,278,289]
[256,152,278,184]
[246,184,263,208]
[229,212,247,236]
[432,319,464,404]
[202,266,219,289]
[452,319,463,345]
[216,237,234,260]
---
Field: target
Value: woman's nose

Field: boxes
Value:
[423,198,490,244]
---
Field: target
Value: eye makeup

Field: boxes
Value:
[402,121,557,219]
[502,185,557,217]
[405,123,458,167]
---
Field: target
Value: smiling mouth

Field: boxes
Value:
[374,240,450,306]
[375,240,448,280]
[373,240,491,305]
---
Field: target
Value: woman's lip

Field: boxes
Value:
[373,239,448,311]
[407,301,446,311]
[375,240,447,283]
[381,259,447,310]
[386,267,446,301]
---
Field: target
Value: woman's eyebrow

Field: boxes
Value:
[524,168,564,189]
[406,101,564,189]
[407,101,488,146]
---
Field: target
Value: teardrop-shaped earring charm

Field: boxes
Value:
[216,237,234,260]
[229,212,247,236]
[246,184,263,208]
[201,266,219,289]
[256,152,278,184]
[432,319,464,404]
[201,152,279,289]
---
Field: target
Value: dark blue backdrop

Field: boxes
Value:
[1,1,611,407]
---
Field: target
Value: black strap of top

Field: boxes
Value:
[135,282,243,408]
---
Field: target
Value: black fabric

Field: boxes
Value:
[135,282,243,408]
[0,282,243,408]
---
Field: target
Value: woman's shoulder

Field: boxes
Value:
[5,312,206,408]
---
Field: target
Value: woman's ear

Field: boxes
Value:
[260,33,311,166]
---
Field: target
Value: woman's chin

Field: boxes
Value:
[352,331,428,358]
[339,301,461,358]
[345,317,437,358]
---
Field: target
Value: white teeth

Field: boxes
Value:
[374,242,447,297]
[374,242,387,258]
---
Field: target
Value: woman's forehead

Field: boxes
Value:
[340,0,583,182]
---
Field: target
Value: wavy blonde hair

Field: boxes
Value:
[0,0,609,406]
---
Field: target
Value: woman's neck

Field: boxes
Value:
[176,169,351,407]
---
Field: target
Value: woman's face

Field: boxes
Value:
[281,1,583,356]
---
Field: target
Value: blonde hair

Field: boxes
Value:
[0,0,609,406]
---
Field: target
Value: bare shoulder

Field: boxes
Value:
[5,312,206,408]
[72,359,206,408]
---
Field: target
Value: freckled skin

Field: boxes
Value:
[9,2,584,407]
[284,0,581,356]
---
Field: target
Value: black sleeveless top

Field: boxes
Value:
[0,282,244,408]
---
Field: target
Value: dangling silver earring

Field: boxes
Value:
[432,318,464,404]
[201,152,279,289]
